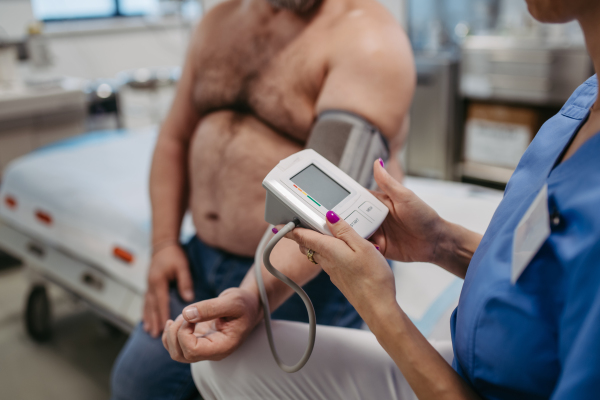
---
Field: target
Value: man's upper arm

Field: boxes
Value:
[315,17,415,143]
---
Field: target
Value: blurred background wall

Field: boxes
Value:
[0,0,593,183]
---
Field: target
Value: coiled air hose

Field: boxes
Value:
[254,220,316,373]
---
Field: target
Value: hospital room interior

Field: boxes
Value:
[0,0,595,399]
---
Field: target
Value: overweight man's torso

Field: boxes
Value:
[188,0,391,256]
[189,1,358,256]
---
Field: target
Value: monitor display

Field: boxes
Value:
[291,164,350,210]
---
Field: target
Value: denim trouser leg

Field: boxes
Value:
[110,236,361,400]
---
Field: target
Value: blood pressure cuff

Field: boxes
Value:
[306,110,389,189]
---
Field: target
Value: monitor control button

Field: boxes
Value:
[358,202,378,219]
[344,211,371,235]
[277,156,299,171]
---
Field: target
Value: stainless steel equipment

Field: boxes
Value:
[0,81,86,173]
[404,53,461,180]
[459,36,593,186]
[460,36,593,105]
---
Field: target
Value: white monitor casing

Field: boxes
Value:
[263,149,388,239]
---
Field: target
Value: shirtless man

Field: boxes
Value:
[110,0,414,397]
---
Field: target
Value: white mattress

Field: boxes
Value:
[0,130,503,337]
[0,128,194,294]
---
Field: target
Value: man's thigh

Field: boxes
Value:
[110,237,222,400]
[192,320,454,400]
[110,322,199,400]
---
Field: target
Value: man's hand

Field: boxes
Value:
[162,288,261,363]
[143,244,194,337]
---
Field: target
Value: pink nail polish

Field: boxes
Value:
[379,158,385,168]
[326,211,340,224]
[272,227,279,234]
[375,244,380,250]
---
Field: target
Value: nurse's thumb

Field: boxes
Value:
[326,211,362,247]
[373,159,407,200]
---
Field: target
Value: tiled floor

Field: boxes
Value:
[0,253,128,400]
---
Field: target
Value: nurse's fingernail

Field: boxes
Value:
[184,290,194,301]
[326,211,340,224]
[184,307,199,321]
[143,322,149,332]
[379,158,385,168]
[272,227,279,234]
[374,244,380,250]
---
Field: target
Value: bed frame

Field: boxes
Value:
[0,219,142,341]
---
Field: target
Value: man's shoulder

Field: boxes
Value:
[199,0,244,25]
[325,0,409,62]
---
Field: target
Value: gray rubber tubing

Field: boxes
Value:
[254,222,317,373]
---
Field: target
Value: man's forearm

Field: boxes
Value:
[150,133,190,246]
[240,236,322,321]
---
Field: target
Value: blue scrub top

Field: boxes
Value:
[450,75,600,399]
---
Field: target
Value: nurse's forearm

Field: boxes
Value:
[432,221,482,279]
[369,304,482,400]
[239,237,322,320]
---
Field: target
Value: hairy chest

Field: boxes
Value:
[192,13,326,141]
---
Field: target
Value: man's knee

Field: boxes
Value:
[110,324,196,400]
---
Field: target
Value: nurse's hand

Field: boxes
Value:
[287,213,397,323]
[162,287,261,363]
[144,244,194,338]
[369,161,481,277]
[368,160,446,264]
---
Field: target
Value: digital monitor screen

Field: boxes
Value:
[291,164,350,210]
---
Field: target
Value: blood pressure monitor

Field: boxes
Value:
[256,149,389,374]
[262,149,388,238]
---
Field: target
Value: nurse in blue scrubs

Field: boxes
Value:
[287,0,600,398]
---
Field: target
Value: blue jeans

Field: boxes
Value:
[110,236,362,400]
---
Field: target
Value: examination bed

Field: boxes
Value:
[0,128,503,342]
[0,128,194,339]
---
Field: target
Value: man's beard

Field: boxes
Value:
[266,0,321,14]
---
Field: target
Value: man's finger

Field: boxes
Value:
[177,321,235,361]
[142,294,152,332]
[325,211,364,250]
[181,296,240,324]
[176,262,195,302]
[166,315,186,361]
[162,319,172,350]
[155,282,171,335]
[177,321,205,361]
[145,293,160,337]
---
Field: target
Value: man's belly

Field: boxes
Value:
[189,110,304,257]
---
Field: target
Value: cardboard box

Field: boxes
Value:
[464,103,539,169]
